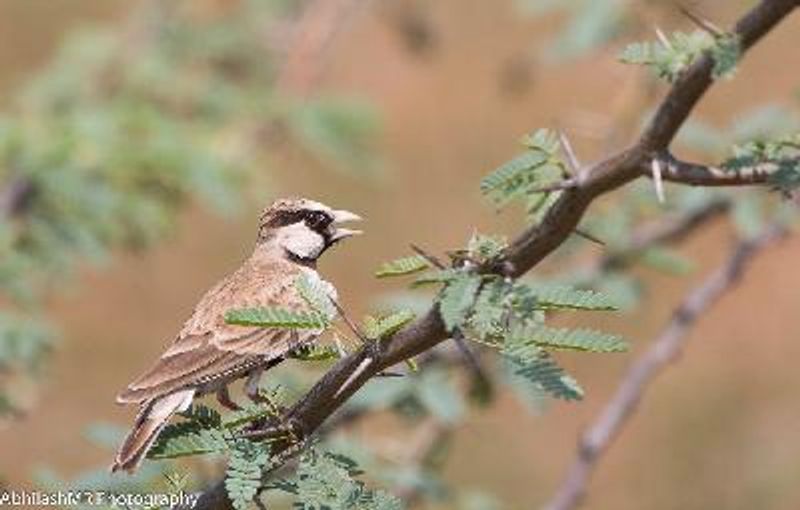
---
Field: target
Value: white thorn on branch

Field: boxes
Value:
[651,158,666,204]
[654,27,672,50]
[334,357,373,399]
[558,130,582,178]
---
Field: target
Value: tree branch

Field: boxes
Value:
[598,197,731,272]
[276,0,370,97]
[0,175,36,220]
[192,1,797,507]
[541,224,787,510]
[651,151,782,187]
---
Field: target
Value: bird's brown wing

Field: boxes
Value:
[117,262,327,404]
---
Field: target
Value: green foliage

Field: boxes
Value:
[466,232,508,264]
[619,30,740,81]
[469,279,510,340]
[180,403,223,428]
[395,227,625,406]
[362,311,417,340]
[296,273,337,323]
[0,312,53,372]
[226,440,271,510]
[136,368,406,509]
[438,273,483,331]
[149,428,228,460]
[222,403,280,430]
[225,307,330,329]
[290,344,343,362]
[375,255,431,278]
[411,268,462,287]
[725,134,800,192]
[526,284,620,311]
[510,325,628,353]
[504,352,584,401]
[709,34,741,79]
[0,312,54,415]
[269,448,403,510]
[480,129,565,210]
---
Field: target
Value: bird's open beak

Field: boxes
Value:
[329,209,363,242]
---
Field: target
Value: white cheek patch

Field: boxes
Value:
[279,222,325,260]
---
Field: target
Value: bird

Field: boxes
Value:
[110,197,362,473]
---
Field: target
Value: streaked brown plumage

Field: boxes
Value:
[111,198,361,473]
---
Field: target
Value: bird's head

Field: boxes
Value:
[256,197,362,265]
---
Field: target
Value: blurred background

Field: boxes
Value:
[0,1,798,509]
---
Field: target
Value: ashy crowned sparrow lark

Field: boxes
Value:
[111,198,361,473]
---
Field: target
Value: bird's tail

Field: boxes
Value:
[111,388,195,474]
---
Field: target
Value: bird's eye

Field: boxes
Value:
[305,211,329,231]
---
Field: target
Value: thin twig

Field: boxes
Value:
[410,243,446,269]
[0,176,36,220]
[649,151,782,187]
[450,330,490,388]
[542,224,787,510]
[276,0,370,96]
[598,198,731,272]
[678,4,724,36]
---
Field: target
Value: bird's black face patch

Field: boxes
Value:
[302,210,333,234]
[262,208,334,245]
[266,209,331,231]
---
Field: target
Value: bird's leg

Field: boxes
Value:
[244,367,267,404]
[245,364,288,416]
[216,386,241,411]
[243,366,292,435]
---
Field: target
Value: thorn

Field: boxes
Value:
[375,370,404,378]
[573,228,606,246]
[678,4,724,37]
[333,333,348,358]
[410,243,446,269]
[330,298,370,345]
[557,130,581,177]
[654,27,672,50]
[334,357,373,399]
[651,158,666,204]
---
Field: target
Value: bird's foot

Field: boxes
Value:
[239,415,304,445]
